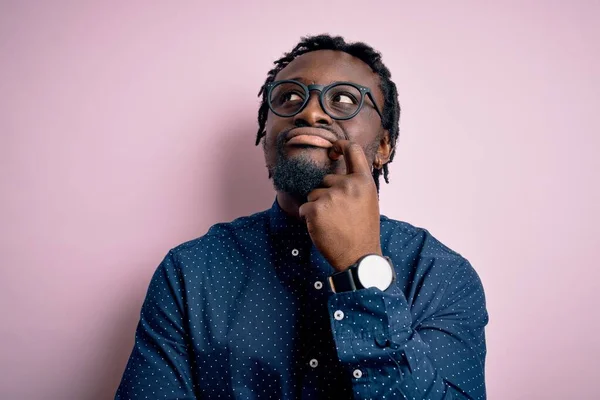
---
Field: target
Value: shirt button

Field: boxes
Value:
[314,281,323,290]
[291,248,299,256]
[309,358,318,368]
[353,369,363,379]
[334,310,344,320]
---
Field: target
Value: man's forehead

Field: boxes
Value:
[274,50,378,86]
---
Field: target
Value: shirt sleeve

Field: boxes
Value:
[115,251,197,400]
[328,260,488,399]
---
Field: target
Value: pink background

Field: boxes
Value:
[1,1,598,399]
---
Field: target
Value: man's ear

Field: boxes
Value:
[373,131,393,170]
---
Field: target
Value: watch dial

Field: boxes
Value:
[356,255,393,291]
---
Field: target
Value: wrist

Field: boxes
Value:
[332,247,382,272]
[329,253,395,293]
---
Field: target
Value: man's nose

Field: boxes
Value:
[293,92,333,126]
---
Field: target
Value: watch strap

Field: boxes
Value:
[329,266,363,293]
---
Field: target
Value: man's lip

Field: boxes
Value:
[285,128,337,148]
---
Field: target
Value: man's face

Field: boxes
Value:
[263,50,388,201]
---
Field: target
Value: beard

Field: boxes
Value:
[267,133,336,203]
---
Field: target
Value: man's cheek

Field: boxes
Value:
[263,141,278,168]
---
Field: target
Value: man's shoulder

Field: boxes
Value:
[380,214,466,264]
[381,216,484,308]
[169,208,270,258]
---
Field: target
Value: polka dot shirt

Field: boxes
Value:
[115,200,488,399]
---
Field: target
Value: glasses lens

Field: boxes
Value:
[269,82,306,116]
[323,84,362,118]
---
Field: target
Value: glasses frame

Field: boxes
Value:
[266,79,383,121]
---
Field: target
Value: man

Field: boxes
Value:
[116,34,488,399]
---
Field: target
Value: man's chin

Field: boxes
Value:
[284,145,331,165]
[269,154,330,201]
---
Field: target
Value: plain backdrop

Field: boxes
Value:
[1,1,598,399]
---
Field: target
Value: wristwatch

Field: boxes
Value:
[329,254,395,293]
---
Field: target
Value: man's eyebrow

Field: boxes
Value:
[279,77,337,86]
[282,77,314,84]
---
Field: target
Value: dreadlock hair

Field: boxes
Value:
[255,34,400,192]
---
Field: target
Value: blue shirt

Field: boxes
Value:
[116,200,488,399]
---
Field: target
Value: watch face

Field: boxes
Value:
[357,255,394,291]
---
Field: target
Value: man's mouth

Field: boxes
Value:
[286,134,333,148]
[284,127,337,149]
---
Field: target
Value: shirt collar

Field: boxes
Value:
[268,197,310,238]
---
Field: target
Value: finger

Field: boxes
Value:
[321,174,345,188]
[306,188,329,202]
[329,139,371,175]
[298,201,316,221]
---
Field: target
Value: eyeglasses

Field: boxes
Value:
[266,80,383,121]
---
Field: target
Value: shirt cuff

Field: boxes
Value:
[328,284,413,360]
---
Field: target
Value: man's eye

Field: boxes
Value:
[333,94,355,104]
[283,92,303,102]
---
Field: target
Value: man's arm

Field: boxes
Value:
[299,140,487,397]
[329,259,488,399]
[115,251,196,399]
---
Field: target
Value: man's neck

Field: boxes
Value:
[276,192,305,220]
